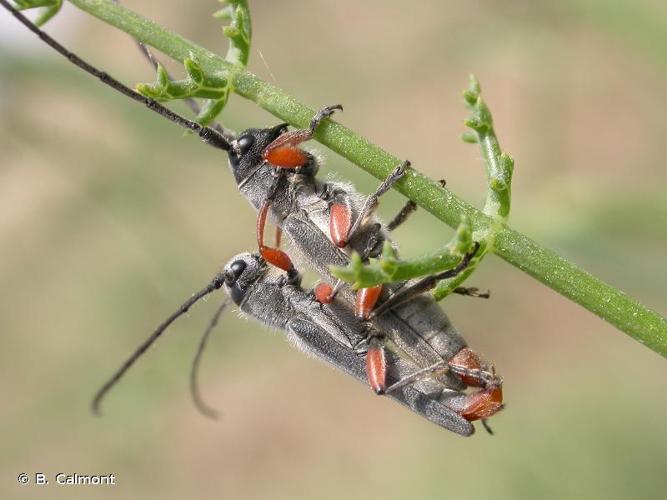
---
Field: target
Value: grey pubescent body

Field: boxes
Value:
[228,127,468,390]
[225,253,474,436]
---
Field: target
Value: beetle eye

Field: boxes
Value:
[228,260,247,282]
[237,135,255,155]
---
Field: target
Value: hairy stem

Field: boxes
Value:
[65,0,667,357]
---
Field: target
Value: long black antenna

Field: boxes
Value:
[1,0,232,151]
[110,0,235,144]
[190,298,230,419]
[91,271,227,415]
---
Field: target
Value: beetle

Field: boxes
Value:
[93,251,502,435]
[220,252,503,435]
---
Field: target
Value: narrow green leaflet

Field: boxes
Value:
[14,0,62,26]
[213,0,251,66]
[135,58,231,126]
[433,75,514,299]
[136,0,251,125]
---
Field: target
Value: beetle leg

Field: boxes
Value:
[448,347,500,388]
[453,286,491,299]
[355,285,383,321]
[346,160,410,243]
[275,225,282,248]
[257,200,298,279]
[452,385,504,422]
[365,334,387,395]
[329,198,353,248]
[481,418,495,435]
[314,282,335,304]
[315,275,356,305]
[263,142,310,169]
[445,347,504,423]
[308,104,343,131]
[323,161,409,248]
[439,382,504,423]
[384,360,448,394]
[314,280,384,323]
[387,200,417,231]
[263,105,342,169]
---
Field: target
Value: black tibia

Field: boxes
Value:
[385,359,448,394]
[263,104,342,154]
[1,0,232,152]
[283,267,302,286]
[453,287,491,299]
[370,242,481,318]
[347,160,410,243]
[387,200,418,231]
[310,104,343,132]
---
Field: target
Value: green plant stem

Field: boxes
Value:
[65,0,667,357]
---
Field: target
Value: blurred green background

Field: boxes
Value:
[2,1,666,499]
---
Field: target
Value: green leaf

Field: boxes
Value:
[464,74,513,222]
[130,1,250,125]
[214,0,251,66]
[15,0,62,26]
[184,57,205,85]
[135,58,231,123]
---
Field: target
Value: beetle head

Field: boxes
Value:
[223,252,267,305]
[228,123,289,185]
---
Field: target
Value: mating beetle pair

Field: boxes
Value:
[3,0,503,436]
[221,105,503,430]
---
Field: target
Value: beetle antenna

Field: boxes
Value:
[1,0,232,151]
[190,298,229,419]
[110,0,236,143]
[91,271,227,415]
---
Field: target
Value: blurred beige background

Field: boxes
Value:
[1,1,666,499]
